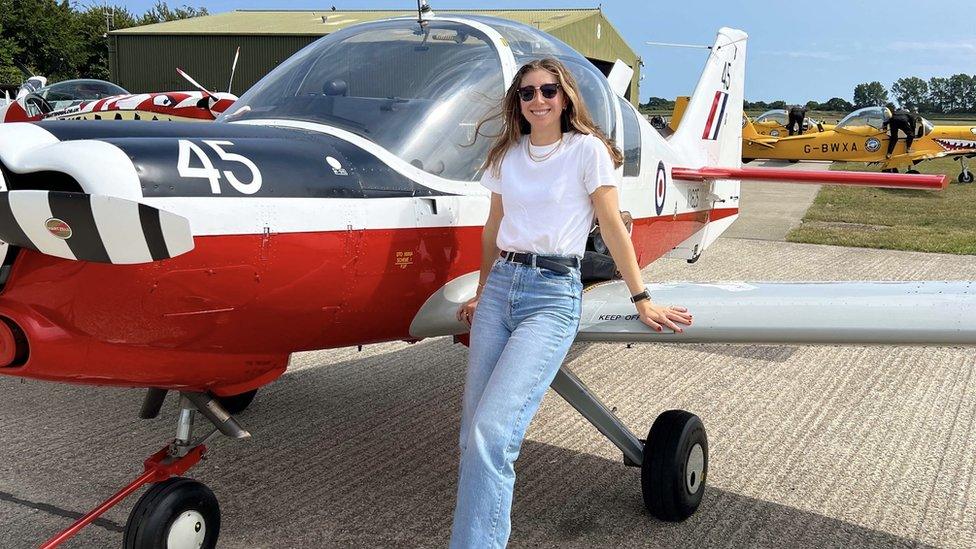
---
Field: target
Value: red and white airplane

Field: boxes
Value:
[0,70,236,124]
[0,14,971,549]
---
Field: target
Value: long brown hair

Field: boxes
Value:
[477,58,623,177]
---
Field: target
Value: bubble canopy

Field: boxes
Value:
[220,16,616,182]
[755,110,787,125]
[836,107,887,131]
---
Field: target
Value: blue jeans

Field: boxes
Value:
[450,259,583,548]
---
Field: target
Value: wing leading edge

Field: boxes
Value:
[578,280,976,345]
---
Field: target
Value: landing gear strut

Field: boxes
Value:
[958,157,973,184]
[40,391,249,549]
[551,366,708,521]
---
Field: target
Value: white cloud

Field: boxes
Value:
[887,40,976,53]
[757,50,849,62]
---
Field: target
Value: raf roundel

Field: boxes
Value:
[655,161,667,216]
[45,218,72,240]
[865,137,881,153]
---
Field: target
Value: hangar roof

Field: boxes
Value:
[111,9,600,36]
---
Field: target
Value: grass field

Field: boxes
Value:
[785,156,976,255]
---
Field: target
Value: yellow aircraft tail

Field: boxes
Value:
[668,96,690,132]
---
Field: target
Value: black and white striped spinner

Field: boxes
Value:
[0,191,193,264]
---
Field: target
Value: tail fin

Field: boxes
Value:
[668,96,690,133]
[671,28,747,167]
[742,115,761,141]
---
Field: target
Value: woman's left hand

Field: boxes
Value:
[457,295,479,327]
[636,301,692,333]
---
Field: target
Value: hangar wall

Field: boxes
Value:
[110,34,315,95]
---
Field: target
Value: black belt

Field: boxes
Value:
[500,251,580,274]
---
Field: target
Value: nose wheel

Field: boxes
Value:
[123,477,220,549]
[958,157,974,183]
[39,391,249,549]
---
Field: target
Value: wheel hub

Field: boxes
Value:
[166,510,207,549]
[686,443,705,494]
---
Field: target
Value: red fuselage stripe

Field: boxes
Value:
[701,90,722,139]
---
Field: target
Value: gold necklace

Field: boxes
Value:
[526,137,563,162]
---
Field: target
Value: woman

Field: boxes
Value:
[451,58,693,548]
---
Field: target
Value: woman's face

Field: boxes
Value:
[518,68,566,133]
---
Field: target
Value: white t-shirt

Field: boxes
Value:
[480,132,619,258]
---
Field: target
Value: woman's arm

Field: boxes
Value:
[590,186,693,333]
[457,193,504,325]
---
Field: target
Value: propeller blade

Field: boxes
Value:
[176,67,215,98]
[227,46,240,94]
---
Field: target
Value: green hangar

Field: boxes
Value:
[108,8,641,104]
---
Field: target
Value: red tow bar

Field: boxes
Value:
[39,443,206,549]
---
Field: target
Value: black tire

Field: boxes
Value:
[906,169,920,174]
[959,171,974,184]
[124,477,220,549]
[216,389,258,414]
[641,410,708,522]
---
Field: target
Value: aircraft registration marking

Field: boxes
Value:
[803,142,860,154]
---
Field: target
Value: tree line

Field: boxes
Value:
[0,1,206,86]
[642,73,976,115]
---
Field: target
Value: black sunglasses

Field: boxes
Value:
[517,83,561,102]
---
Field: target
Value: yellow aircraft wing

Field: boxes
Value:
[882,148,975,170]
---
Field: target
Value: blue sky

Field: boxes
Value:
[119,1,976,103]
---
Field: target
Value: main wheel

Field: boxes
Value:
[124,477,220,549]
[216,388,258,414]
[906,169,920,174]
[641,410,708,522]
[959,170,974,184]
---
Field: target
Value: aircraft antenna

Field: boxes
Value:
[644,41,712,50]
[416,0,434,27]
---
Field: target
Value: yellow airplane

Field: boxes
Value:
[741,106,976,182]
[748,109,834,137]
[662,97,833,137]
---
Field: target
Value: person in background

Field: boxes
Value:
[882,104,917,158]
[787,104,807,136]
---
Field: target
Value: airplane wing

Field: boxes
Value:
[744,135,778,148]
[409,277,976,345]
[884,148,976,169]
[576,280,976,345]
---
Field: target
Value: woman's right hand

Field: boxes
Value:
[457,295,480,327]
[636,300,692,333]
